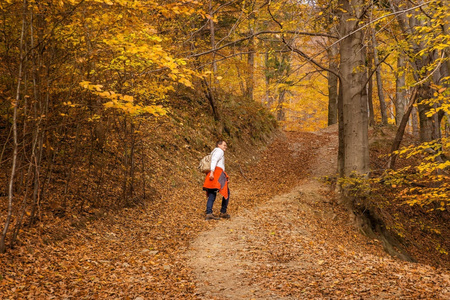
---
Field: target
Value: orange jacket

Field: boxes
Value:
[203,167,229,199]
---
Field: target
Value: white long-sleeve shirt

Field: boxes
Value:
[210,147,225,172]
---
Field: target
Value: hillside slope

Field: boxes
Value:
[1,126,449,299]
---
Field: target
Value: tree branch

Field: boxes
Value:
[267,3,341,79]
[363,52,391,90]
[187,30,338,59]
[387,88,418,169]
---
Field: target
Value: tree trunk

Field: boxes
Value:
[201,77,220,121]
[338,0,370,176]
[338,84,345,176]
[411,106,419,137]
[395,55,406,125]
[390,0,440,142]
[276,90,286,122]
[247,28,255,101]
[1,0,27,253]
[264,51,271,107]
[388,89,417,169]
[417,82,437,142]
[372,28,388,125]
[209,0,217,73]
[367,49,375,126]
[327,42,339,126]
[440,2,450,85]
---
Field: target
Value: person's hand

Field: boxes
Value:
[209,172,214,180]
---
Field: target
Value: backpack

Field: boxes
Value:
[198,154,212,173]
[198,148,221,173]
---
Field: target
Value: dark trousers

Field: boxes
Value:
[206,189,229,214]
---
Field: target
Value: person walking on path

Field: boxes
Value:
[202,140,230,220]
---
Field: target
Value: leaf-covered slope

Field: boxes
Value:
[1,124,449,298]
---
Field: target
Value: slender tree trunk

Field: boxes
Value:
[247,27,255,101]
[338,0,370,176]
[327,42,339,126]
[197,2,220,122]
[395,55,406,125]
[438,56,449,137]
[388,89,417,169]
[337,83,345,176]
[142,146,147,200]
[129,121,136,200]
[29,74,48,225]
[440,3,450,85]
[1,0,27,253]
[121,117,129,204]
[209,0,217,73]
[235,60,247,97]
[372,28,388,125]
[276,90,286,122]
[201,76,220,121]
[12,6,38,245]
[367,50,375,126]
[411,106,419,137]
[193,57,220,121]
[445,113,450,138]
[432,51,444,141]
[264,51,271,107]
[433,103,441,140]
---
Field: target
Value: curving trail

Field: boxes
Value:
[1,128,448,299]
[186,128,450,299]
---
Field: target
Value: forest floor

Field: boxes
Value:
[1,126,449,299]
[186,127,450,299]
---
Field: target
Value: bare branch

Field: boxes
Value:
[187,30,338,59]
[332,0,437,51]
[412,51,446,86]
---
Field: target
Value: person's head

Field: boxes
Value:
[216,140,227,151]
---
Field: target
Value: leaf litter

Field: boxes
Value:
[187,127,450,299]
[1,127,449,299]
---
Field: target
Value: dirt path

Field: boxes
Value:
[186,129,450,299]
[1,128,449,299]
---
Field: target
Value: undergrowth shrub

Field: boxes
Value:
[334,133,450,267]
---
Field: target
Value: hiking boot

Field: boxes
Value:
[219,212,230,219]
[205,213,220,220]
